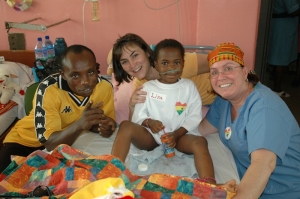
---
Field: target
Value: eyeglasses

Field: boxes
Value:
[209,66,241,79]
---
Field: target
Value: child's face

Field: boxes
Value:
[154,47,184,84]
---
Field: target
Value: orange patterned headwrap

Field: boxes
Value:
[207,42,244,67]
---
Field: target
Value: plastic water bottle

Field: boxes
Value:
[42,35,55,61]
[34,37,45,82]
[54,38,67,58]
[35,37,44,62]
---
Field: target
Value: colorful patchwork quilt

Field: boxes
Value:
[0,144,235,199]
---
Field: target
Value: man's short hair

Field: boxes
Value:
[60,45,96,69]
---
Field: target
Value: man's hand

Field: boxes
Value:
[77,100,104,130]
[45,101,105,151]
[98,116,116,138]
[85,101,116,138]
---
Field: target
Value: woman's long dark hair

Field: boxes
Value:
[112,33,154,86]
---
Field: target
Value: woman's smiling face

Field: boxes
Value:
[119,44,151,80]
[209,60,248,100]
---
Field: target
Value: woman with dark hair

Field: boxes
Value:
[112,38,237,191]
[112,33,155,85]
[199,42,300,198]
[112,33,214,118]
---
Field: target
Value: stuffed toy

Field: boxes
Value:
[69,178,134,199]
[0,67,24,105]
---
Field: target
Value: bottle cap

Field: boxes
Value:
[138,163,148,171]
[37,37,42,41]
[45,36,49,39]
[56,38,65,42]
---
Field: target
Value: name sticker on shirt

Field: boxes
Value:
[150,91,166,101]
[225,127,232,140]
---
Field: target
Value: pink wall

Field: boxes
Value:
[0,0,260,73]
[197,0,260,70]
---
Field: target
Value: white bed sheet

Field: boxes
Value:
[72,130,117,155]
[72,128,240,184]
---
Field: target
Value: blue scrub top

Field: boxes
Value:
[206,83,300,198]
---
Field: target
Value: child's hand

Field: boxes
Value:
[167,132,180,148]
[149,119,164,134]
[165,132,178,148]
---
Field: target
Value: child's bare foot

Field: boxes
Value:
[218,179,238,193]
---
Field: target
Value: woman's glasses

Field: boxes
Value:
[209,66,241,79]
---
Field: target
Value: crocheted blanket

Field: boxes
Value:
[0,144,235,199]
[0,100,17,115]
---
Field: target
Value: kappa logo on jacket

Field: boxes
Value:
[61,106,72,113]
